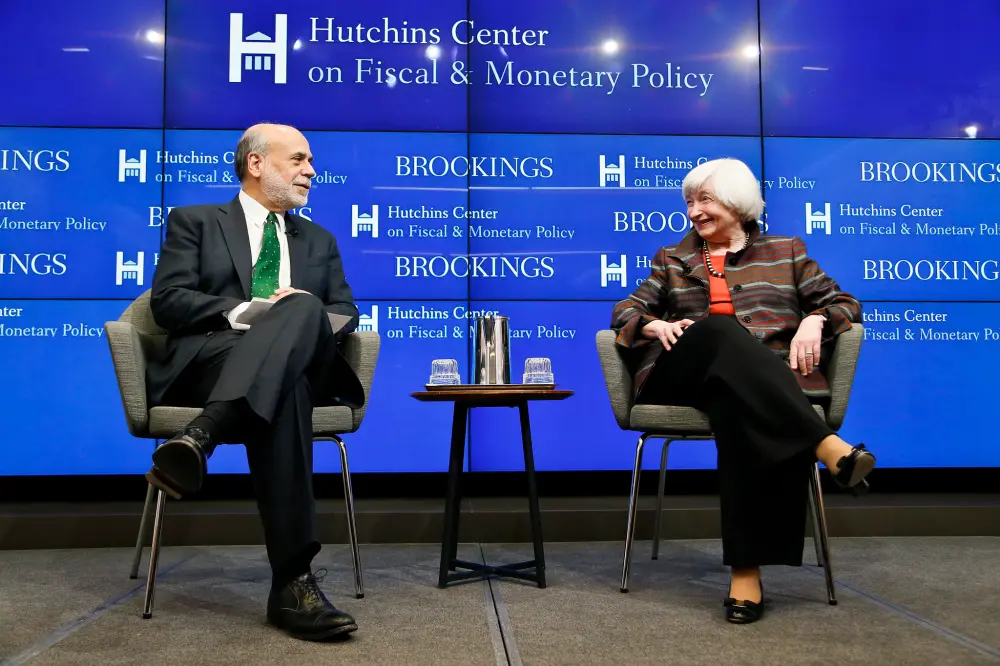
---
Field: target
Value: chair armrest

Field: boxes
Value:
[595,330,634,430]
[824,323,863,431]
[341,330,381,430]
[104,320,151,437]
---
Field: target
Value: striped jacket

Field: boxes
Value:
[610,224,862,401]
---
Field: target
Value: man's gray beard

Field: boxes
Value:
[261,166,308,210]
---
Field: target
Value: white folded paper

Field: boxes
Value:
[235,297,354,334]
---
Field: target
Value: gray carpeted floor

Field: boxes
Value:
[1,538,997,665]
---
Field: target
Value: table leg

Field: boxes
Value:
[438,403,468,588]
[447,448,463,568]
[518,402,546,588]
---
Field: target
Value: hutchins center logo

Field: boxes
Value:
[600,254,627,287]
[600,155,626,188]
[357,305,378,333]
[805,199,965,236]
[805,202,831,235]
[119,150,147,183]
[229,13,288,84]
[115,251,145,286]
[352,205,378,238]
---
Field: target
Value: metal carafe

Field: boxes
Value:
[474,315,511,384]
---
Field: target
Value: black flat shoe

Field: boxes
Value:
[832,443,876,496]
[725,582,765,624]
[146,427,214,499]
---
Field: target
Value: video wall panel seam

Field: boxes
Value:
[464,0,474,472]
[160,0,170,256]
[8,126,1000,142]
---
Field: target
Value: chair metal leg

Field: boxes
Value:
[621,433,649,593]
[808,463,837,605]
[130,483,156,579]
[332,436,365,599]
[651,438,670,560]
[808,482,825,569]
[142,489,167,619]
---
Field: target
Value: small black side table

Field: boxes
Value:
[411,387,574,589]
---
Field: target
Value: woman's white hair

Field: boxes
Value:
[681,158,764,223]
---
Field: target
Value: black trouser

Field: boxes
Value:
[636,315,834,567]
[163,293,342,584]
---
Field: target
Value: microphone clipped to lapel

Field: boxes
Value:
[284,214,308,287]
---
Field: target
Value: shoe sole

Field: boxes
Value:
[847,452,876,487]
[273,622,359,641]
[150,439,205,498]
[145,468,183,500]
[726,614,761,624]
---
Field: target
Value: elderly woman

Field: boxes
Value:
[610,158,875,624]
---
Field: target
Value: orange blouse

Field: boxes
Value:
[706,253,735,316]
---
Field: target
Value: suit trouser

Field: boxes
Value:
[636,315,834,567]
[163,293,341,581]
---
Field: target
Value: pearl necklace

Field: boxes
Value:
[703,233,749,278]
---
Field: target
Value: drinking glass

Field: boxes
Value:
[429,359,461,385]
[522,357,554,384]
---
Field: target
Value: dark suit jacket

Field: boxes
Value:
[610,224,862,402]
[146,196,364,408]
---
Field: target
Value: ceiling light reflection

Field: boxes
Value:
[425,44,441,60]
[741,44,759,59]
[965,125,979,139]
[601,39,620,56]
[145,30,164,45]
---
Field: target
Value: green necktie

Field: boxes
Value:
[251,212,281,298]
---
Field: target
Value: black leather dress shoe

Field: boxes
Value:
[267,571,358,641]
[146,427,215,499]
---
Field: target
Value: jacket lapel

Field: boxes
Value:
[671,230,709,286]
[218,197,252,298]
[285,215,308,289]
[679,251,708,285]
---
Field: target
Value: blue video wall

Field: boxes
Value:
[2,0,999,476]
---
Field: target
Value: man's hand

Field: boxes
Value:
[269,288,311,301]
[641,319,695,351]
[224,302,252,331]
[790,314,824,376]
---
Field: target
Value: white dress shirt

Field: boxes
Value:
[225,190,294,329]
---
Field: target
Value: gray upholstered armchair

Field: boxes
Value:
[595,324,864,604]
[104,290,380,619]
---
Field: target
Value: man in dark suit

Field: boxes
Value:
[145,123,363,641]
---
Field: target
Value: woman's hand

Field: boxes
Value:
[642,319,695,351]
[790,314,825,376]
